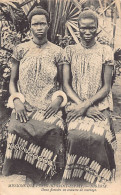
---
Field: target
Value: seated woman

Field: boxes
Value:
[2,6,66,185]
[62,8,117,185]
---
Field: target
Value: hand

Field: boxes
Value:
[86,106,106,121]
[67,102,88,122]
[44,96,63,119]
[14,98,29,123]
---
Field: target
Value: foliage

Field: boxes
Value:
[0,49,11,103]
[0,2,29,35]
[0,51,11,80]
[114,48,121,76]
[1,19,21,50]
[0,10,21,103]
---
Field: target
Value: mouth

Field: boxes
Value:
[84,36,92,39]
[84,37,92,41]
[37,32,43,35]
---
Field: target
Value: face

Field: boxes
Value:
[30,15,49,39]
[79,18,97,43]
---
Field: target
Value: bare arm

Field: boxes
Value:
[63,63,90,122]
[44,64,63,118]
[63,63,82,104]
[85,64,113,121]
[57,64,63,90]
[9,58,19,94]
[9,57,29,123]
[88,64,113,106]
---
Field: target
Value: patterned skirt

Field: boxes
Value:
[2,110,65,184]
[62,109,117,185]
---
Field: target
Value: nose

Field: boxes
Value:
[37,24,43,30]
[85,29,91,35]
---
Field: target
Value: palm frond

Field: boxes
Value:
[66,21,79,43]
[115,0,121,19]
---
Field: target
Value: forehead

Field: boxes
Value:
[79,18,97,27]
[31,15,47,23]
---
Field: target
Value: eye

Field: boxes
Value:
[41,23,47,26]
[31,23,47,26]
[91,27,96,30]
[80,27,86,29]
[79,27,86,31]
[32,23,38,26]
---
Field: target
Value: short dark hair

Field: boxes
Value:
[28,6,49,24]
[78,8,98,28]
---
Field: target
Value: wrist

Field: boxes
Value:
[54,96,63,107]
[76,100,83,105]
[56,96,63,104]
[84,99,94,108]
[13,97,20,102]
[13,98,21,104]
[7,92,25,109]
[52,90,67,107]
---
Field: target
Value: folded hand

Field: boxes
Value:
[67,102,88,122]
[44,96,63,119]
[86,106,106,121]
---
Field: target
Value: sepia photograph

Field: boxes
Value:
[0,0,121,194]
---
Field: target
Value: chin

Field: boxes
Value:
[84,39,92,43]
[37,35,43,39]
[85,36,94,41]
[35,33,44,38]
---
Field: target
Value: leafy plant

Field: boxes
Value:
[0,1,29,35]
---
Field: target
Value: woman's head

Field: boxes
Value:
[28,6,49,40]
[78,8,98,43]
[28,6,49,24]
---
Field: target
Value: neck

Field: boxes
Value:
[81,39,96,48]
[32,36,48,46]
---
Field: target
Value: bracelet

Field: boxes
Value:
[13,97,20,101]
[52,90,67,107]
[7,92,25,109]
